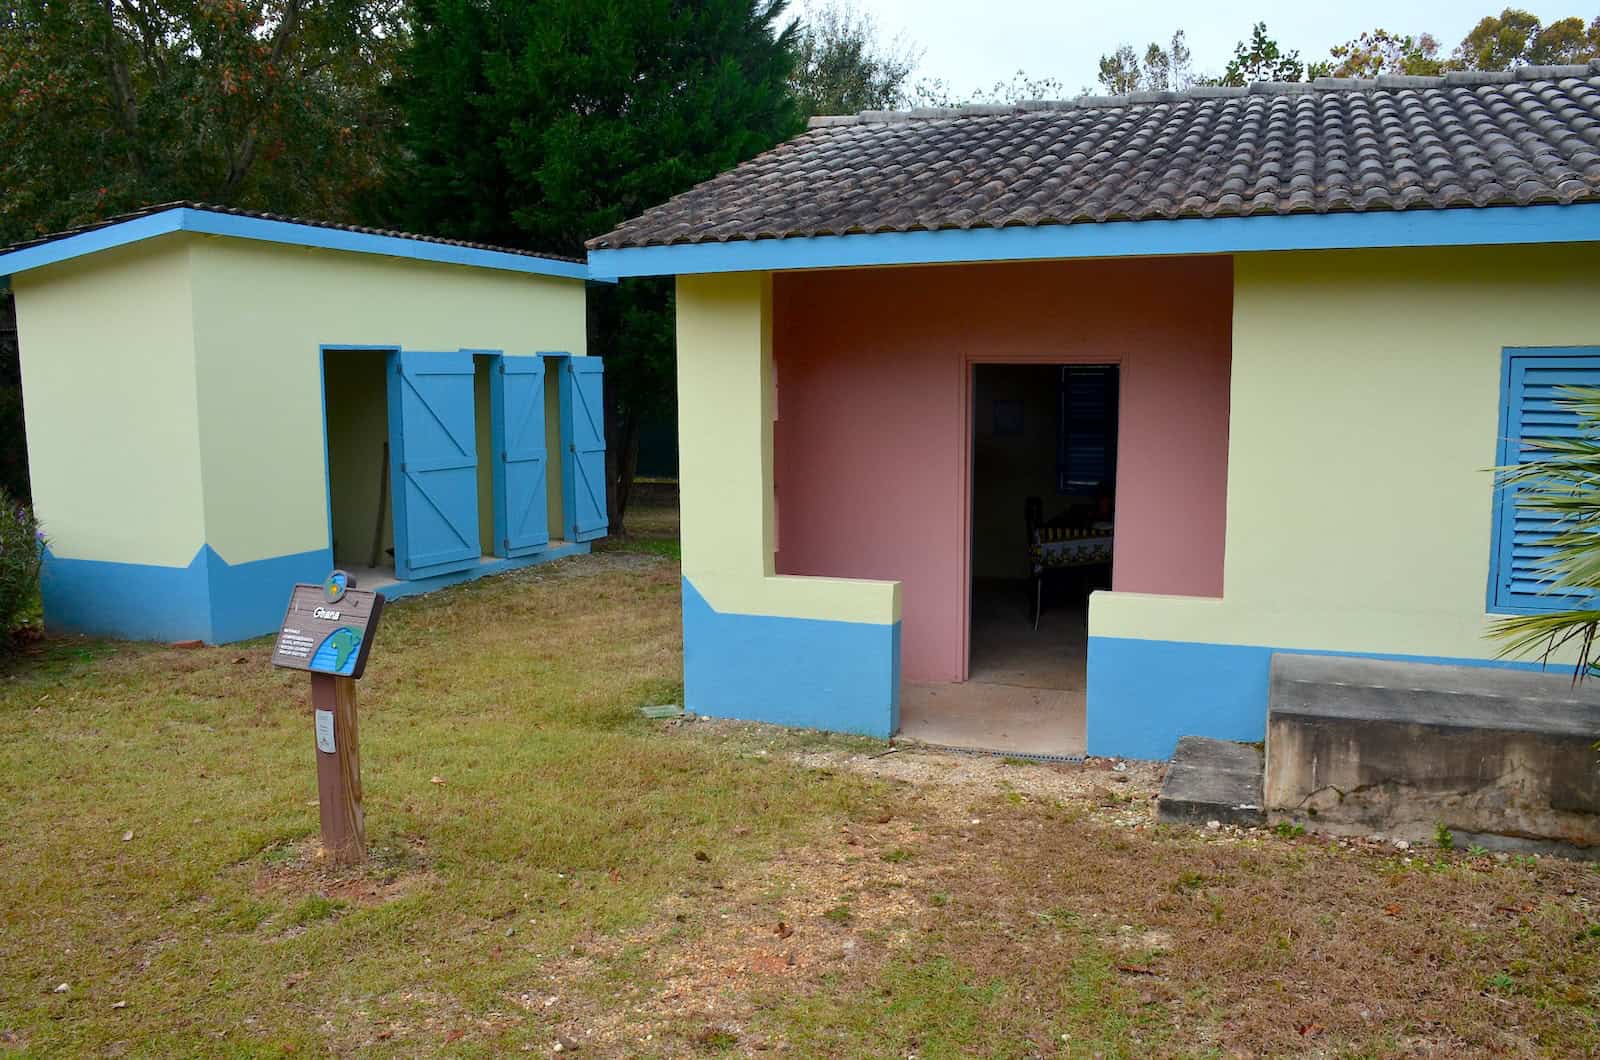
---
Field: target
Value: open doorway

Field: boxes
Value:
[962,362,1117,753]
[323,348,397,585]
[321,348,600,593]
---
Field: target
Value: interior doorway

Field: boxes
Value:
[899,361,1118,758]
[970,360,1117,675]
[323,348,398,583]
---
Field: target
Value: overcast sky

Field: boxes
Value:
[809,2,1584,95]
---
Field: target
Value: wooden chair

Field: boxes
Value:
[1025,497,1044,629]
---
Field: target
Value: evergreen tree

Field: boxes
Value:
[391,0,801,531]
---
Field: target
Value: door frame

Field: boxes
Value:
[317,344,402,575]
[957,353,1128,681]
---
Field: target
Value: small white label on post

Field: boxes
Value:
[315,709,336,754]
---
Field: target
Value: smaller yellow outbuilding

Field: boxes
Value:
[0,202,605,643]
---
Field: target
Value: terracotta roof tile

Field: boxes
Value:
[590,63,1600,250]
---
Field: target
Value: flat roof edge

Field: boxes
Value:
[585,203,1600,279]
[0,207,590,282]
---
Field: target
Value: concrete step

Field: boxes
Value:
[1157,736,1266,828]
[1266,654,1600,851]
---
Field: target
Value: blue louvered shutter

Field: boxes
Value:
[1491,350,1600,612]
[387,349,481,580]
[560,357,609,542]
[1057,366,1117,493]
[490,355,550,557]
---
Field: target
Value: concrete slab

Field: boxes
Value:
[342,541,586,601]
[1266,654,1600,850]
[1268,653,1600,736]
[896,581,1087,758]
[1157,737,1265,827]
[968,581,1085,691]
[899,682,1085,759]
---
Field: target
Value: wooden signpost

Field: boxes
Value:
[271,570,385,866]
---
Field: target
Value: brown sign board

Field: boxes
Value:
[271,571,385,679]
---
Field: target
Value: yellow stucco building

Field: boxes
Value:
[2,204,605,643]
[588,65,1600,758]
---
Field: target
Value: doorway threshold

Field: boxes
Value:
[899,681,1086,760]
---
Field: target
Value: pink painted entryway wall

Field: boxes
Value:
[772,257,1233,684]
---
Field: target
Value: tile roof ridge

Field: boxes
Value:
[805,62,1600,130]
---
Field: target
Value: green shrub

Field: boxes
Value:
[0,490,42,636]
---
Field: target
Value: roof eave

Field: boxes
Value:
[0,206,591,282]
[586,203,1600,280]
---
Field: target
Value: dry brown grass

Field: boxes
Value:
[1,507,1596,1057]
[540,728,1600,1057]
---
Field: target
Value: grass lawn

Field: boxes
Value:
[1,506,1598,1056]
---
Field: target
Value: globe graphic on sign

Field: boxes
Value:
[310,627,362,676]
[322,570,349,603]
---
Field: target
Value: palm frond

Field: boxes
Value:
[1487,384,1600,680]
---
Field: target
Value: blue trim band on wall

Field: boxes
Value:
[1086,635,1554,761]
[41,545,331,644]
[682,577,901,739]
[0,207,590,281]
[40,541,592,644]
[42,546,216,644]
[587,202,1600,279]
[205,547,336,643]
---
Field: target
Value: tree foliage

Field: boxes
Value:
[1097,30,1193,94]
[0,0,403,245]
[391,0,801,530]
[0,0,401,500]
[906,71,1065,107]
[1324,29,1446,78]
[1455,9,1600,68]
[1214,22,1305,86]
[1457,7,1546,69]
[789,1,919,117]
[1319,11,1600,80]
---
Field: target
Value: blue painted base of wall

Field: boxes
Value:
[682,578,900,739]
[205,547,335,644]
[1086,635,1552,761]
[41,541,591,645]
[42,545,332,644]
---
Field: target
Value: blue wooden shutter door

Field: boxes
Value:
[490,355,550,557]
[560,357,609,542]
[387,349,481,579]
[1493,351,1600,611]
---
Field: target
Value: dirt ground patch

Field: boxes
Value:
[798,741,1166,816]
[534,737,1600,1057]
[250,836,436,909]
